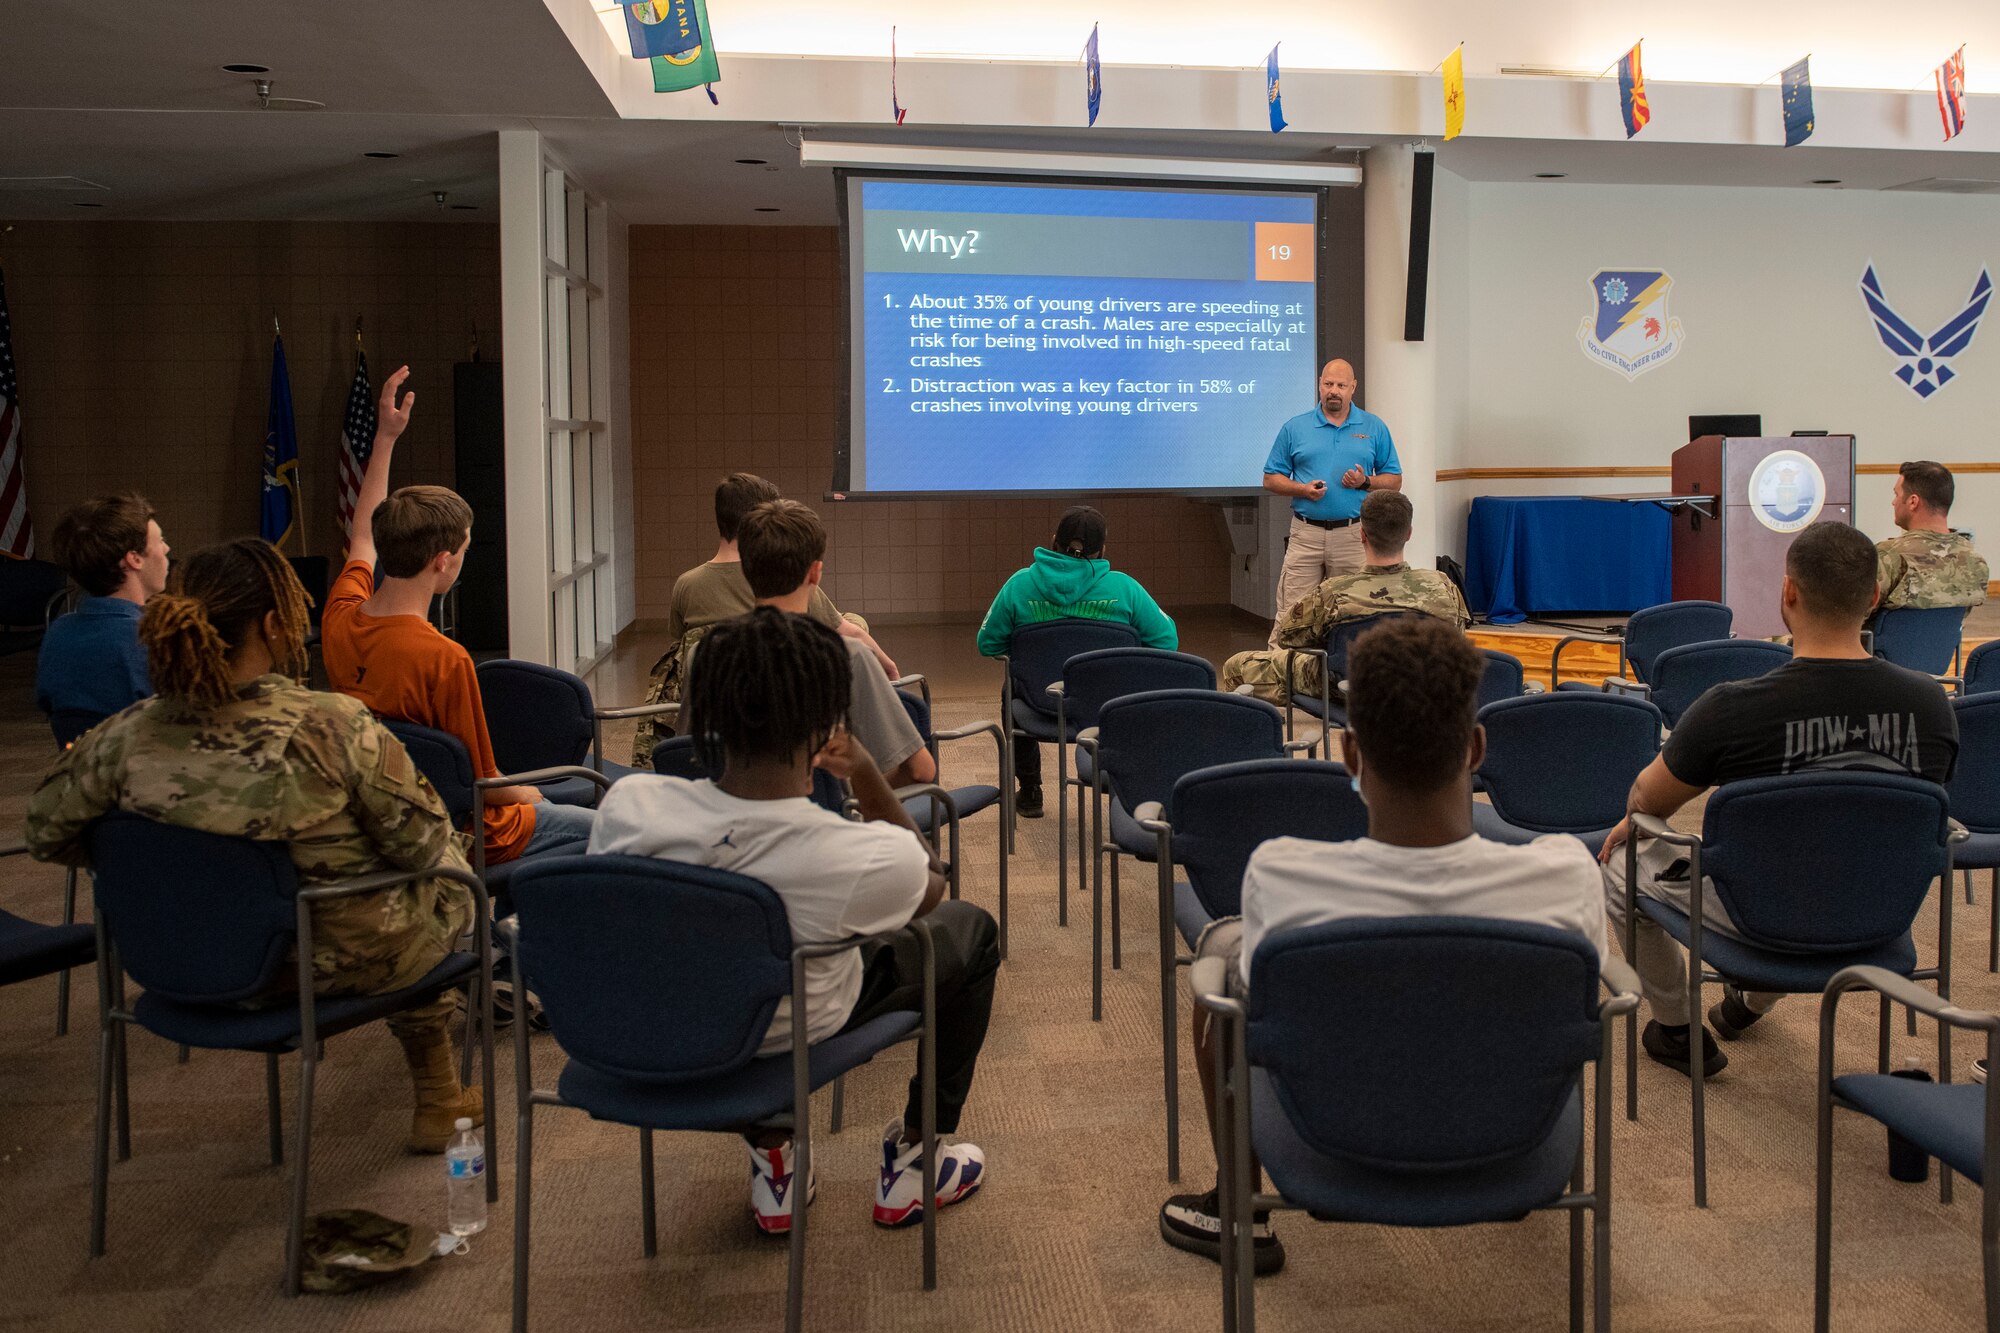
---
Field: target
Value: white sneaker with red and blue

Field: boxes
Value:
[748,1138,817,1235]
[872,1119,985,1228]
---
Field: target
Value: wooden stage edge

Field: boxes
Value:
[1435,463,2000,481]
[1467,622,1995,691]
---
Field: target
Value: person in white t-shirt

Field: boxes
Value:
[1159,617,1607,1276]
[590,607,998,1236]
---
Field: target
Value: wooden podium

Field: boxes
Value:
[1670,435,1855,639]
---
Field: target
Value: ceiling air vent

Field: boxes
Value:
[0,176,108,192]
[1499,65,1598,78]
[1881,177,2000,195]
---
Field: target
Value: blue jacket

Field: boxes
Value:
[36,596,151,722]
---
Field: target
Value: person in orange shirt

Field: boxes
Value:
[322,367,596,865]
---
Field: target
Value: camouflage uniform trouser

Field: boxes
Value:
[278,875,478,1040]
[1219,649,1325,707]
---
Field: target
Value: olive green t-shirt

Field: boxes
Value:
[666,562,847,642]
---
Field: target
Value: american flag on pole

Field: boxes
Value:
[0,268,35,558]
[335,343,375,552]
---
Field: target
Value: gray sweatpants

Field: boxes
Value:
[1601,837,1784,1027]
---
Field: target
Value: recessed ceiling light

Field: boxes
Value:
[450,204,477,210]
[736,158,768,165]
[363,151,399,159]
[222,62,270,74]
[72,201,105,208]
[754,207,780,212]
[1811,178,1842,185]
[1534,172,1567,179]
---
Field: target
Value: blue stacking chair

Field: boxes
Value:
[1949,695,2000,970]
[1477,648,1528,708]
[85,812,494,1295]
[1623,772,1956,1206]
[1135,759,1367,1183]
[1051,648,1216,920]
[1870,605,1968,679]
[43,708,110,1033]
[1815,966,2000,1332]
[1614,638,1791,728]
[384,720,609,915]
[1080,690,1307,1026]
[506,855,938,1333]
[1552,599,1734,691]
[894,682,1011,956]
[1965,640,2000,696]
[1200,918,1640,1333]
[998,619,1143,915]
[1474,693,1663,856]
[1284,610,1425,738]
[0,842,97,1043]
[477,659,666,806]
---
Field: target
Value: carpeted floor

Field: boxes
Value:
[0,609,1995,1332]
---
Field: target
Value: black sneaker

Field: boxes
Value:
[1642,1020,1727,1078]
[1159,1189,1285,1275]
[1707,986,1765,1041]
[1014,785,1044,819]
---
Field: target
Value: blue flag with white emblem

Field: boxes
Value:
[260,333,301,554]
[1266,44,1288,133]
[1085,25,1102,126]
[1782,57,1814,147]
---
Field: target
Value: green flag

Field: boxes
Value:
[645,0,720,95]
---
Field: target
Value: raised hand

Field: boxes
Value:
[377,365,416,444]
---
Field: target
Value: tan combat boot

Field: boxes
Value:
[397,1026,485,1154]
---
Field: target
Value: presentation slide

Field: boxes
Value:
[842,176,1320,496]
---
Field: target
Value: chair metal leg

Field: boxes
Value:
[177,1044,190,1064]
[1056,741,1069,927]
[1593,1044,1614,1333]
[1908,1006,1919,1038]
[1110,851,1123,971]
[996,796,1010,962]
[831,1074,846,1134]
[512,1100,534,1333]
[113,1023,131,1163]
[1689,922,1707,1208]
[1159,854,1179,1183]
[1989,868,1997,975]
[265,1053,284,1166]
[1231,1021,1256,1333]
[1215,1010,1238,1333]
[283,1052,317,1297]
[787,1093,810,1333]
[1623,844,1639,1123]
[639,1129,657,1258]
[921,958,939,1296]
[1074,777,1087,930]
[1878,995,1892,1073]
[1813,1077,1835,1332]
[1969,868,1977,906]
[89,1016,115,1257]
[1568,1158,1585,1333]
[1091,828,1104,1022]
[56,866,77,1036]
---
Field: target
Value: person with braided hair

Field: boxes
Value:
[590,606,1000,1236]
[25,537,485,1154]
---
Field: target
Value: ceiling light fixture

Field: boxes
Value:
[71,201,105,208]
[1535,172,1568,179]
[364,151,399,159]
[1812,178,1842,185]
[735,158,768,165]
[797,140,1363,187]
[450,204,477,210]
[222,62,270,74]
[755,207,780,212]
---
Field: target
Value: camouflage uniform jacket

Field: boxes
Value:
[26,675,473,991]
[1273,563,1471,697]
[1876,530,1990,611]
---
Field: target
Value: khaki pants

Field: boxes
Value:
[1601,838,1784,1027]
[1270,518,1366,648]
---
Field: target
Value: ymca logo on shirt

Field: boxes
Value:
[1781,713,1924,774]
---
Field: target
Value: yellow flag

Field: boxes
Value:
[1442,46,1466,141]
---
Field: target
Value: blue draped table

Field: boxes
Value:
[1464,496,1671,624]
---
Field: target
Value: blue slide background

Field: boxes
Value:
[852,179,1319,494]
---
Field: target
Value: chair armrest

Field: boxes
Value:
[476,765,615,794]
[1043,680,1064,698]
[297,862,486,906]
[1550,632,1618,688]
[1630,812,1697,849]
[492,917,519,953]
[892,782,955,810]
[1825,965,2000,1033]
[1950,818,1971,845]
[932,719,1002,745]
[892,673,927,691]
[592,701,679,722]
[1598,957,1642,1017]
[1075,725,1098,745]
[1281,738,1318,754]
[794,919,929,961]
[1192,958,1245,1021]
[1132,801,1166,832]
[1600,676,1650,699]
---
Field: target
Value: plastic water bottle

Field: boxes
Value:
[1886,1056,1934,1183]
[446,1118,488,1236]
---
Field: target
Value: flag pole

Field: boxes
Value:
[1596,39,1641,80]
[1427,41,1463,76]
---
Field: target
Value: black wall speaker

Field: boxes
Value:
[1403,150,1436,343]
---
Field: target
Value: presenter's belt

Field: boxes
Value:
[1295,515,1356,531]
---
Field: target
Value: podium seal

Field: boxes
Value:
[1747,449,1826,533]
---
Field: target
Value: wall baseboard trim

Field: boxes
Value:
[1438,462,2000,483]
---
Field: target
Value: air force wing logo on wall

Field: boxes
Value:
[1858,263,1992,399]
[1577,269,1684,380]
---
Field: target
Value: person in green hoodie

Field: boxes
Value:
[977,506,1178,816]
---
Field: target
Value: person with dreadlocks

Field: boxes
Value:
[25,538,484,1153]
[590,607,999,1235]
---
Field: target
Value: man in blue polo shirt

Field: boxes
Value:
[36,493,169,726]
[1260,358,1402,647]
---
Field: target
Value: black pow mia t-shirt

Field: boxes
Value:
[1662,657,1958,788]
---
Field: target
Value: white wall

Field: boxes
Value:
[1436,179,2000,561]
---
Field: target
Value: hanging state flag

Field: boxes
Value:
[335,341,376,551]
[1442,45,1466,141]
[1937,46,1967,141]
[1617,42,1651,138]
[260,333,301,555]
[0,269,35,558]
[1265,44,1288,133]
[892,26,907,125]
[639,0,720,102]
[1782,57,1815,147]
[1085,24,1102,127]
